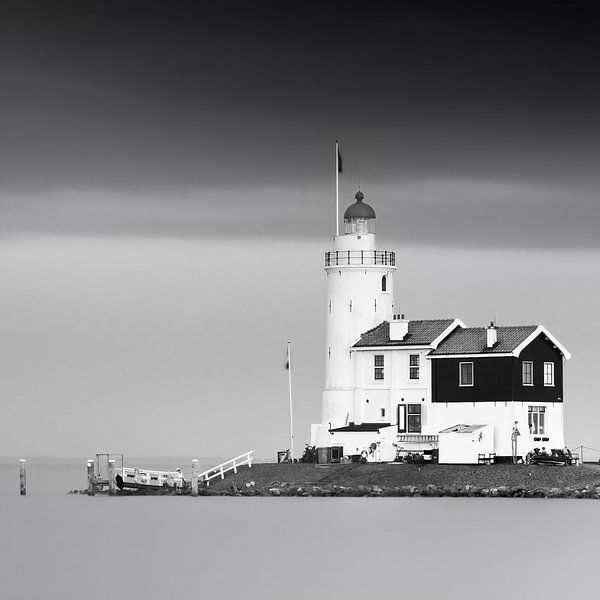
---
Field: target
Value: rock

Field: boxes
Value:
[357,485,369,496]
[269,488,281,496]
[465,484,476,496]
[497,486,509,497]
[371,485,383,496]
[548,487,563,498]
[489,488,499,497]
[425,484,441,497]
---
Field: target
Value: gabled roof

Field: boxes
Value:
[429,325,536,355]
[353,319,457,348]
[429,325,571,359]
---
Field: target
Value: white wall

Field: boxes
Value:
[322,230,395,428]
[353,347,433,428]
[430,402,564,457]
[438,425,494,464]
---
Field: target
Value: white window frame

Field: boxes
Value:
[522,361,534,386]
[374,354,384,380]
[459,362,474,387]
[528,406,546,435]
[544,362,555,387]
[409,354,420,380]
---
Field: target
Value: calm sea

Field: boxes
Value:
[1,458,598,599]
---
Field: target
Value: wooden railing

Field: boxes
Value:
[200,451,254,486]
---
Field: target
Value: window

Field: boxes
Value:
[398,404,421,433]
[374,355,384,380]
[407,404,421,433]
[409,354,420,379]
[528,406,546,435]
[544,362,555,386]
[459,362,473,386]
[522,361,533,386]
[380,408,386,418]
[381,275,387,291]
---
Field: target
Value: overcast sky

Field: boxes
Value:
[1,1,599,458]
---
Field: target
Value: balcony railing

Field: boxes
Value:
[325,250,395,267]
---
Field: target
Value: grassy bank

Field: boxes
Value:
[199,462,600,498]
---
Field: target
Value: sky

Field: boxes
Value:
[1,1,599,459]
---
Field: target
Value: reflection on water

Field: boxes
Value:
[1,461,598,600]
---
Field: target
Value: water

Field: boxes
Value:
[1,460,598,599]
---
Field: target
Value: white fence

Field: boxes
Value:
[200,451,254,486]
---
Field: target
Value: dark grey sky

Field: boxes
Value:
[1,2,599,457]
[1,1,599,246]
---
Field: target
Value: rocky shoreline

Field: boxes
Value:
[71,481,600,499]
[70,462,600,499]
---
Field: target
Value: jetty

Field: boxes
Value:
[85,451,254,496]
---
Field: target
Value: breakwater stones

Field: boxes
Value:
[68,482,600,499]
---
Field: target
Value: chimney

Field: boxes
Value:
[390,314,409,341]
[486,321,497,348]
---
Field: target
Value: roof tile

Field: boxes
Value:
[429,326,538,355]
[354,319,456,347]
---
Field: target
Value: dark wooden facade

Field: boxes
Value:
[431,333,564,403]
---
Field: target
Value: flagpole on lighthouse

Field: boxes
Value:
[335,140,340,236]
[287,341,294,461]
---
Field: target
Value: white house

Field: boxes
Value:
[310,191,571,463]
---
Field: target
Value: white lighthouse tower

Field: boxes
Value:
[320,191,396,429]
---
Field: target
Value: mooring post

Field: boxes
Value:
[87,459,95,494]
[108,459,116,496]
[191,459,199,497]
[19,459,26,496]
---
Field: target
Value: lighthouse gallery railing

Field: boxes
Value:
[324,250,395,267]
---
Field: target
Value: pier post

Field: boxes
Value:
[108,459,116,496]
[87,459,95,494]
[191,459,199,497]
[19,459,26,496]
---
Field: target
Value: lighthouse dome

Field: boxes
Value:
[343,191,376,219]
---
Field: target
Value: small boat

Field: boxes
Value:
[116,467,186,490]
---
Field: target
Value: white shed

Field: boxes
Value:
[438,424,494,464]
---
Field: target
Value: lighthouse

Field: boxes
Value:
[321,191,397,429]
[309,180,570,464]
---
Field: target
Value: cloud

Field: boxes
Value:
[1,177,598,250]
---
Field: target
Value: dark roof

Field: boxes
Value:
[343,191,376,219]
[353,319,456,347]
[330,423,390,432]
[429,325,537,356]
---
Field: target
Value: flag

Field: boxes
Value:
[337,141,343,173]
